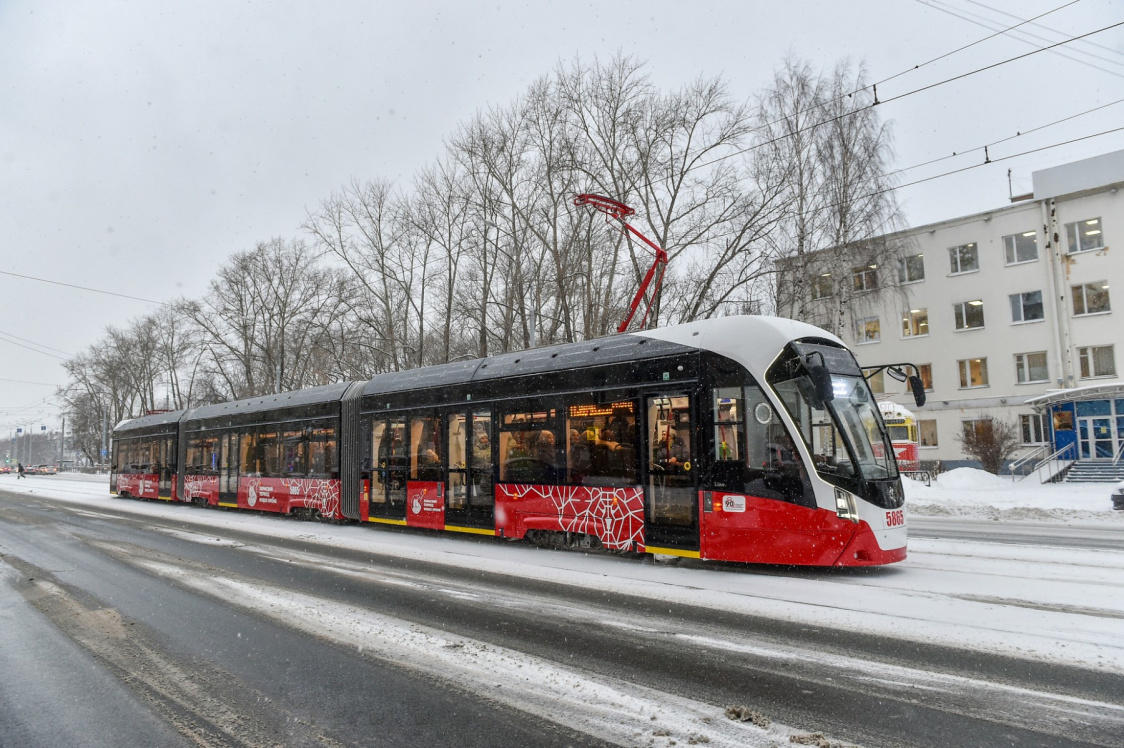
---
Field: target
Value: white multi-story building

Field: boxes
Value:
[782,149,1124,470]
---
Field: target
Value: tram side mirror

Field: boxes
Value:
[807,362,834,406]
[908,375,927,407]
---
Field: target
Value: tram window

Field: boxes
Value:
[204,435,220,474]
[470,410,493,499]
[470,412,491,471]
[186,435,203,472]
[772,378,850,475]
[187,434,219,475]
[566,400,637,486]
[282,429,307,476]
[447,413,467,509]
[737,382,810,504]
[370,421,388,504]
[323,425,338,476]
[240,431,258,475]
[887,424,910,441]
[258,430,281,476]
[308,422,337,476]
[712,387,743,462]
[410,414,443,481]
[647,396,691,473]
[499,409,560,484]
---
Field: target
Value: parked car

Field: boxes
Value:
[1113,481,1124,511]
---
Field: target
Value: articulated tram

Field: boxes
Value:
[111,316,908,566]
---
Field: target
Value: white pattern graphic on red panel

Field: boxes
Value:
[280,478,341,518]
[508,484,645,550]
[182,475,216,500]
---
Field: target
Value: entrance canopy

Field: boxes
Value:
[1025,383,1124,461]
[1025,382,1124,409]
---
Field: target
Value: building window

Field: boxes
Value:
[953,300,985,330]
[1009,290,1044,322]
[854,316,880,344]
[1065,217,1104,254]
[898,254,925,283]
[1078,345,1116,378]
[1071,281,1110,316]
[1003,231,1038,264]
[852,265,878,292]
[811,273,832,299]
[962,418,991,441]
[958,357,989,388]
[949,243,978,274]
[1020,413,1048,445]
[919,419,938,447]
[1014,351,1049,384]
[918,363,933,391]
[867,369,885,394]
[901,308,928,337]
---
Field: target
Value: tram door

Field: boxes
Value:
[445,410,494,529]
[369,418,408,521]
[644,394,699,551]
[219,432,239,502]
[159,437,174,498]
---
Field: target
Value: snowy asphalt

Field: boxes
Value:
[2,478,1123,746]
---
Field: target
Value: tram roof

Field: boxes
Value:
[360,332,694,397]
[114,408,186,434]
[183,381,357,424]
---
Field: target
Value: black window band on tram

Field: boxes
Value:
[789,341,862,376]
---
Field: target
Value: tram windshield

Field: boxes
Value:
[768,342,898,482]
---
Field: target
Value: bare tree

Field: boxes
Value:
[186,238,347,397]
[958,419,1021,474]
[757,57,905,335]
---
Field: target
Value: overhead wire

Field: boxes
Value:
[0,331,71,361]
[0,269,163,305]
[964,0,1124,59]
[886,97,1124,178]
[0,328,73,357]
[736,0,1090,159]
[776,125,1124,245]
[685,19,1124,176]
[0,377,61,387]
[878,0,1085,88]
[917,0,1124,78]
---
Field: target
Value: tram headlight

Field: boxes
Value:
[834,487,859,523]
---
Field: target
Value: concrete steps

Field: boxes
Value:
[1064,460,1124,483]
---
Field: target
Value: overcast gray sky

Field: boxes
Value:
[2,0,1123,433]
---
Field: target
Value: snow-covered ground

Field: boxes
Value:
[4,471,1123,679]
[906,466,1123,521]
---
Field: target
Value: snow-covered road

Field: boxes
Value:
[4,471,1123,675]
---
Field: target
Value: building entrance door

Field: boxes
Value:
[1077,416,1116,459]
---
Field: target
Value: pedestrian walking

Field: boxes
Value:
[17,462,26,479]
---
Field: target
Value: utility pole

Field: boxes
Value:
[59,417,65,467]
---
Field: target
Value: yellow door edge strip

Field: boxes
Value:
[218,502,238,508]
[644,546,701,559]
[443,524,496,536]
[368,517,408,526]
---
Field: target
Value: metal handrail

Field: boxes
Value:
[1032,443,1077,473]
[1114,440,1124,466]
[1010,445,1048,478]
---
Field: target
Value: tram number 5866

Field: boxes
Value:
[885,509,905,528]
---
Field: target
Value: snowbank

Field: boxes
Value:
[904,467,1122,522]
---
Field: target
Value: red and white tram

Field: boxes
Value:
[878,400,921,472]
[112,316,911,566]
